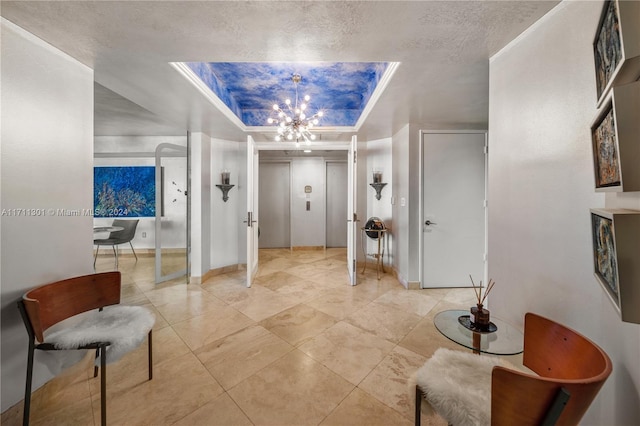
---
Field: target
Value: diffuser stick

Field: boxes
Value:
[480,279,495,305]
[469,275,481,304]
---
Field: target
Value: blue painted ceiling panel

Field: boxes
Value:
[185,61,388,127]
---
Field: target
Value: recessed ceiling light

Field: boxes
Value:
[303,149,312,153]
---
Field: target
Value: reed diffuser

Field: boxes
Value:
[469,275,495,331]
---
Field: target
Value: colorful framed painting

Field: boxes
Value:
[593,0,640,107]
[590,81,640,192]
[591,212,619,304]
[590,209,640,324]
[591,100,620,189]
[593,0,622,102]
[94,166,156,217]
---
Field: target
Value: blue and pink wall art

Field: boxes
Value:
[94,166,155,217]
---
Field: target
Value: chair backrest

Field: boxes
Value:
[21,272,121,343]
[491,312,612,426]
[109,219,139,242]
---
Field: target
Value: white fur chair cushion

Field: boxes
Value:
[412,348,514,426]
[46,305,155,365]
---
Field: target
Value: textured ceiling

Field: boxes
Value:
[1,1,560,141]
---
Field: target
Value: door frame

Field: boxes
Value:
[246,135,259,287]
[252,139,356,286]
[155,141,189,284]
[419,129,488,289]
[347,135,358,286]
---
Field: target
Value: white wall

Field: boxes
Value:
[210,138,242,270]
[392,125,410,286]
[363,137,393,266]
[94,136,188,251]
[1,19,95,411]
[237,141,248,265]
[391,125,422,287]
[190,132,211,279]
[489,1,640,424]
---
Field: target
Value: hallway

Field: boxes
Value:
[4,249,484,425]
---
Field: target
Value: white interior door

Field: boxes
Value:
[246,135,259,287]
[347,135,358,286]
[422,131,486,288]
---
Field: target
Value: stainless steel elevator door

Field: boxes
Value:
[326,161,348,248]
[258,162,291,248]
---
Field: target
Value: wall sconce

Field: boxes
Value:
[216,170,234,202]
[370,170,387,200]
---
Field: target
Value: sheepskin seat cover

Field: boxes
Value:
[46,305,155,365]
[413,348,513,426]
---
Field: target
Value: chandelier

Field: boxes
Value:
[267,73,324,146]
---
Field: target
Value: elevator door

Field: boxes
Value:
[326,161,348,248]
[259,162,291,248]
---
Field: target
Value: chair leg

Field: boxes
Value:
[93,348,100,378]
[112,246,118,269]
[23,342,35,426]
[100,345,107,426]
[148,330,153,380]
[94,245,100,268]
[415,385,422,426]
[130,242,138,262]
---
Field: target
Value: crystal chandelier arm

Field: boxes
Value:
[285,102,295,115]
[268,73,323,143]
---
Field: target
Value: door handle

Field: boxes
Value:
[244,212,257,227]
[425,220,437,226]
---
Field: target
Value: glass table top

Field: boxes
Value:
[434,309,524,355]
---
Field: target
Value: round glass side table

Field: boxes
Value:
[434,309,524,355]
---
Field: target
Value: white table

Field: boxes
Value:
[93,226,124,234]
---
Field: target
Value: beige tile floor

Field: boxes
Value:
[3,248,512,426]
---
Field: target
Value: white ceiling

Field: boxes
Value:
[1,1,559,141]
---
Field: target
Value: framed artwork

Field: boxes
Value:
[591,101,620,189]
[94,166,156,217]
[590,80,640,192]
[593,0,640,107]
[593,0,622,102]
[590,209,640,324]
[591,212,618,302]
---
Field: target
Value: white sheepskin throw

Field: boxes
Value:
[46,305,155,365]
[411,348,513,426]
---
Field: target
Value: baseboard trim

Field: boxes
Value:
[191,264,243,284]
[207,264,240,278]
[407,281,421,290]
[94,248,186,257]
[394,268,408,289]
[291,246,325,251]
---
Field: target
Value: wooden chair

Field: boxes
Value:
[17,271,154,426]
[414,312,612,426]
